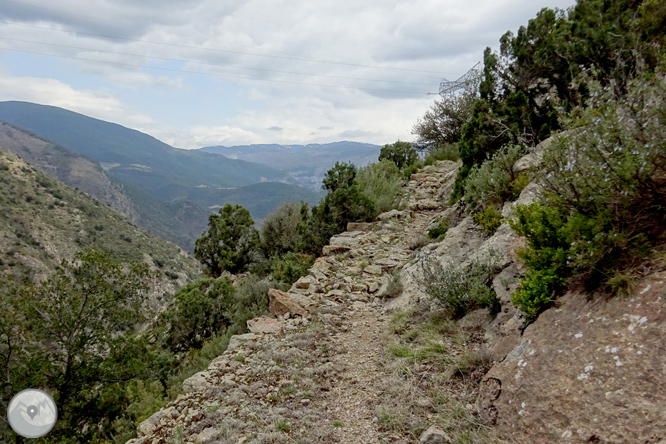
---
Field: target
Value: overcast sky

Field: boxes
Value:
[0,0,575,148]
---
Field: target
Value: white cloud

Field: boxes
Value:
[0,67,154,126]
[0,0,577,147]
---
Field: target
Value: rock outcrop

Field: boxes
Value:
[479,271,666,443]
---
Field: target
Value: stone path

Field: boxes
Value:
[127,161,464,444]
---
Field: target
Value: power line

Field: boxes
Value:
[0,36,435,87]
[0,20,450,77]
[2,0,462,78]
[1,47,429,96]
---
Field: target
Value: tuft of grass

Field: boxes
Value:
[383,271,404,298]
[275,419,290,432]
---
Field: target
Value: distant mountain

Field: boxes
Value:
[200,142,382,190]
[0,149,201,300]
[0,102,326,250]
[189,182,325,222]
[0,102,288,194]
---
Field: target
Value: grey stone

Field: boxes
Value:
[226,333,257,353]
[182,371,210,394]
[377,209,406,221]
[419,425,451,443]
[247,317,283,334]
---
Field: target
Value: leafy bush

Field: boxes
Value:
[379,140,418,170]
[418,253,501,319]
[230,274,273,330]
[463,144,527,211]
[194,204,260,276]
[423,143,460,163]
[297,162,375,255]
[260,201,303,257]
[355,159,405,214]
[269,252,314,285]
[427,219,449,240]
[473,207,503,236]
[509,74,666,318]
[161,277,235,352]
[0,252,155,443]
[511,269,565,321]
[401,160,423,180]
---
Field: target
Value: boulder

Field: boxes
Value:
[377,209,407,221]
[246,317,284,334]
[347,222,374,232]
[364,265,383,276]
[419,425,451,443]
[226,333,257,353]
[294,276,312,289]
[268,288,309,318]
[479,270,666,443]
[182,371,210,394]
[136,406,177,437]
[513,136,552,173]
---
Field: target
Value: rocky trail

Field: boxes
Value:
[128,161,474,444]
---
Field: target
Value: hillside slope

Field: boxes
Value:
[0,121,137,220]
[129,150,666,444]
[0,149,201,301]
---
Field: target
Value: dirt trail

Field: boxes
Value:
[128,161,465,444]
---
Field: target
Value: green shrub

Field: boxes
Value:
[231,274,273,330]
[161,277,235,352]
[260,201,303,257]
[472,206,503,236]
[269,252,314,285]
[355,159,405,214]
[402,160,423,180]
[427,219,449,239]
[511,269,565,321]
[463,144,526,211]
[424,143,460,163]
[379,140,418,170]
[297,162,375,255]
[418,253,501,319]
[509,74,666,309]
[509,203,570,275]
[194,204,260,276]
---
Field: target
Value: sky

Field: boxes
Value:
[0,0,576,149]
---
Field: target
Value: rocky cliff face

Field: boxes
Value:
[129,152,666,444]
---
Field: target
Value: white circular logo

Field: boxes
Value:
[7,389,58,438]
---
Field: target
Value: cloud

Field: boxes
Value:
[0,0,577,147]
[0,68,154,126]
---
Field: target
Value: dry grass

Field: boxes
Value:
[380,309,505,443]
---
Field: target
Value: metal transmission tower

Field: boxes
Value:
[438,63,481,97]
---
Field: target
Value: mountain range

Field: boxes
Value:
[200,141,381,191]
[0,101,332,251]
